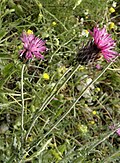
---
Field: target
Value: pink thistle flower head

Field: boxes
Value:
[19,31,46,60]
[90,27,118,62]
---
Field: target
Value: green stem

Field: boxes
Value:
[21,64,25,156]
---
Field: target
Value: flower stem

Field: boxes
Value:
[21,64,25,156]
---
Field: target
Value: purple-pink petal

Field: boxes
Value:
[116,128,120,136]
[96,64,101,69]
[33,52,44,59]
[39,46,46,52]
[26,51,33,59]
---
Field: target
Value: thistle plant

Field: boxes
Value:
[1,1,120,162]
[18,26,119,161]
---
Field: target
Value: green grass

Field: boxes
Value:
[0,0,120,162]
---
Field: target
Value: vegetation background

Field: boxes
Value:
[0,0,120,162]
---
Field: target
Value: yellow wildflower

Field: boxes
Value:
[57,66,67,75]
[92,111,97,115]
[109,22,115,29]
[82,29,89,37]
[27,136,33,142]
[78,124,88,134]
[43,73,50,80]
[38,13,43,19]
[84,104,88,108]
[79,125,88,134]
[79,65,85,70]
[96,87,100,92]
[52,21,57,26]
[90,121,95,125]
[109,7,115,13]
[27,29,33,35]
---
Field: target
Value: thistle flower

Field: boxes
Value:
[78,27,118,64]
[19,31,46,60]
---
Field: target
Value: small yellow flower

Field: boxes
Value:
[79,66,85,70]
[92,111,97,115]
[57,66,67,75]
[39,13,43,18]
[90,121,95,125]
[84,104,88,108]
[43,73,50,80]
[18,45,23,50]
[78,124,88,134]
[82,29,89,37]
[85,29,89,34]
[109,7,115,13]
[52,21,57,26]
[27,29,33,35]
[96,87,100,92]
[27,136,33,142]
[109,22,115,29]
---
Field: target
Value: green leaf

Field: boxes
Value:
[0,29,7,40]
[2,63,14,77]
